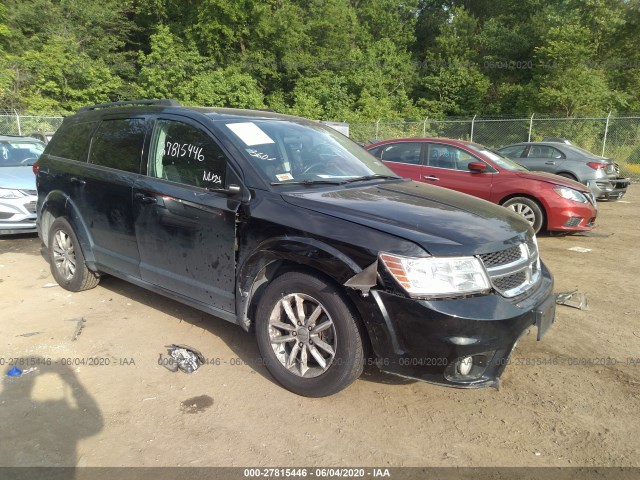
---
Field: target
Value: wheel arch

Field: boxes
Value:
[498,193,547,231]
[40,191,97,266]
[236,236,375,337]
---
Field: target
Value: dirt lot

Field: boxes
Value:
[1,186,639,469]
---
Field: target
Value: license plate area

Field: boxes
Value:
[536,296,556,340]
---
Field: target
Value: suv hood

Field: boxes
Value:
[0,166,37,190]
[281,180,530,256]
[514,171,591,193]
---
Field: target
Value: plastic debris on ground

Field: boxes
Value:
[160,344,205,374]
[65,318,86,341]
[7,366,22,377]
[556,291,589,310]
[567,246,592,253]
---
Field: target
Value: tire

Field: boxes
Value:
[255,271,365,397]
[502,197,545,234]
[48,217,100,292]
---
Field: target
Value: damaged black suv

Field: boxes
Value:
[36,100,555,397]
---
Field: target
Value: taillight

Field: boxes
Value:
[586,162,605,170]
[32,160,39,176]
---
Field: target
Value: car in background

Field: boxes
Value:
[0,135,46,235]
[497,142,629,200]
[27,131,56,144]
[366,138,597,234]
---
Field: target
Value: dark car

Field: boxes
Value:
[366,138,597,234]
[36,100,555,397]
[498,142,629,200]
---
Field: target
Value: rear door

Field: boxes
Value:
[78,116,148,277]
[371,142,424,180]
[132,116,240,313]
[421,143,493,200]
[519,144,565,173]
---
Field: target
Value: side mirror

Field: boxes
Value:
[468,161,487,173]
[207,184,242,195]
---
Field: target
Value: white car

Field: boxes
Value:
[0,136,45,235]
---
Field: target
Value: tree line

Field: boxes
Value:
[1,0,638,120]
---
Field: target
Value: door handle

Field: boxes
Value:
[423,176,440,181]
[134,193,157,204]
[70,177,86,186]
[545,161,556,165]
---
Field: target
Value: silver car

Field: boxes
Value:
[0,136,45,235]
[498,142,630,200]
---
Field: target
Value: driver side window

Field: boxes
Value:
[149,120,228,188]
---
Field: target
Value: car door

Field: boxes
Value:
[518,144,565,174]
[78,116,148,277]
[371,142,424,180]
[132,116,240,313]
[420,143,493,201]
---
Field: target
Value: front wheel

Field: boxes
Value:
[48,217,100,292]
[502,197,544,234]
[255,272,365,397]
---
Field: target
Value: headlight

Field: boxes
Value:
[554,186,588,203]
[379,253,491,298]
[0,188,26,199]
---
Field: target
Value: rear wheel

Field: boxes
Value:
[48,217,99,292]
[502,197,544,234]
[255,271,365,397]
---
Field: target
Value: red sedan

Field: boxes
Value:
[366,138,597,233]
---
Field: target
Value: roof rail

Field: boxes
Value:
[78,99,181,112]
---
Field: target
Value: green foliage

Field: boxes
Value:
[0,0,638,118]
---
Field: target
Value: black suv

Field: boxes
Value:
[35,100,555,397]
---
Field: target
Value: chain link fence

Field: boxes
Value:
[352,115,640,178]
[0,112,64,137]
[2,112,640,178]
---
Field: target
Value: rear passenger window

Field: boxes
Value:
[427,144,477,170]
[46,122,96,161]
[148,120,228,188]
[378,142,422,165]
[528,145,564,159]
[89,119,146,173]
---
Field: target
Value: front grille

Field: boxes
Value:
[478,245,521,268]
[493,271,527,292]
[479,238,541,299]
[25,201,37,214]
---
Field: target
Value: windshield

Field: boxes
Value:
[0,141,45,167]
[216,119,398,185]
[466,143,529,172]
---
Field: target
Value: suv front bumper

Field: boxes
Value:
[359,264,555,388]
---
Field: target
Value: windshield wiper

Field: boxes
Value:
[343,174,401,183]
[270,179,345,186]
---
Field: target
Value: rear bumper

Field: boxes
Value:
[587,178,629,200]
[355,264,555,388]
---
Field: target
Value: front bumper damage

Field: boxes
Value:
[353,264,555,389]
